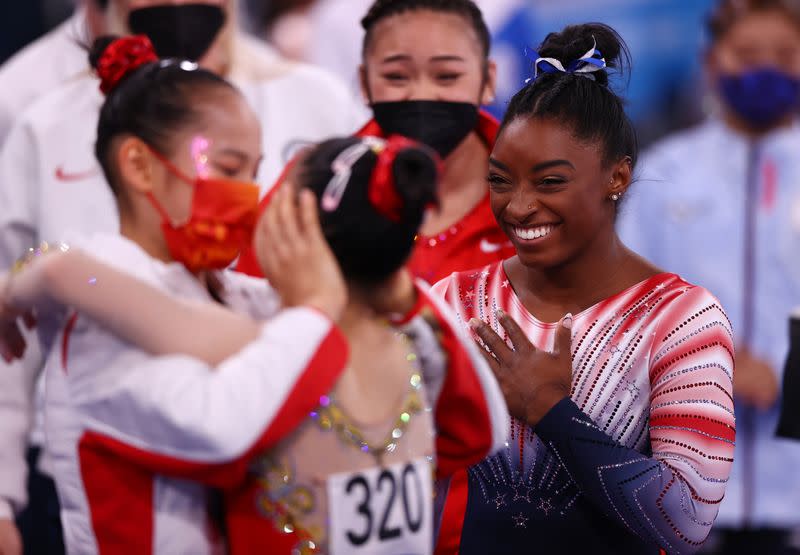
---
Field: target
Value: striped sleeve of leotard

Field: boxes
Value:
[534,285,734,555]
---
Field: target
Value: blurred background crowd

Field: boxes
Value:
[2,1,800,554]
[0,0,717,146]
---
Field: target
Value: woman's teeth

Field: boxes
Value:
[513,225,554,241]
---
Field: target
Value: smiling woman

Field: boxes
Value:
[356,0,516,283]
[487,117,629,270]
[433,23,735,555]
[235,0,517,286]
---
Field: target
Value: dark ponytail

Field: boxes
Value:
[501,23,638,169]
[299,136,438,285]
[89,35,236,194]
[392,147,439,222]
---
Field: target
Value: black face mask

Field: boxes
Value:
[371,100,479,158]
[128,4,226,61]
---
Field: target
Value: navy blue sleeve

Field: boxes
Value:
[536,398,719,555]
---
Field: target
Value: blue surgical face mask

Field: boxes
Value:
[718,67,800,129]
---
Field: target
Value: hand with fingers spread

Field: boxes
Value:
[254,184,347,322]
[470,309,573,426]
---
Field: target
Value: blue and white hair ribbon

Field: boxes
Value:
[525,37,607,83]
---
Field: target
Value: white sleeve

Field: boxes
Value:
[78,307,349,487]
[219,270,281,320]
[0,121,44,513]
[0,336,43,517]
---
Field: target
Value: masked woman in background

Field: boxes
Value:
[618,2,800,552]
[237,0,516,284]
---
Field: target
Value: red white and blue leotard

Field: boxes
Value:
[433,263,735,555]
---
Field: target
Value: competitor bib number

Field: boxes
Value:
[328,457,433,555]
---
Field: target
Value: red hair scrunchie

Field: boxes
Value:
[96,35,159,95]
[368,135,440,223]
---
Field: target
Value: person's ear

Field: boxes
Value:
[116,136,157,195]
[481,59,498,105]
[607,156,632,200]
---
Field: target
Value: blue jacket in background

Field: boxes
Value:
[618,118,800,528]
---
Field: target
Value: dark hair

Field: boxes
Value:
[89,35,236,194]
[299,137,438,285]
[500,23,638,170]
[361,0,491,58]
[707,0,800,42]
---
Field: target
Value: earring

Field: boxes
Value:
[610,193,620,202]
[527,203,533,210]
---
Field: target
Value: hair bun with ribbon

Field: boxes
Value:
[527,37,607,83]
[524,23,629,89]
[90,35,159,95]
[368,135,439,223]
[302,135,440,284]
[319,135,439,223]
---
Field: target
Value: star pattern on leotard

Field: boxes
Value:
[537,498,554,516]
[512,483,533,503]
[492,493,507,509]
[512,512,529,528]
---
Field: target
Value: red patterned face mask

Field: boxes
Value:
[146,148,260,273]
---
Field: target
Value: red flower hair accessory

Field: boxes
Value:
[96,35,159,95]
